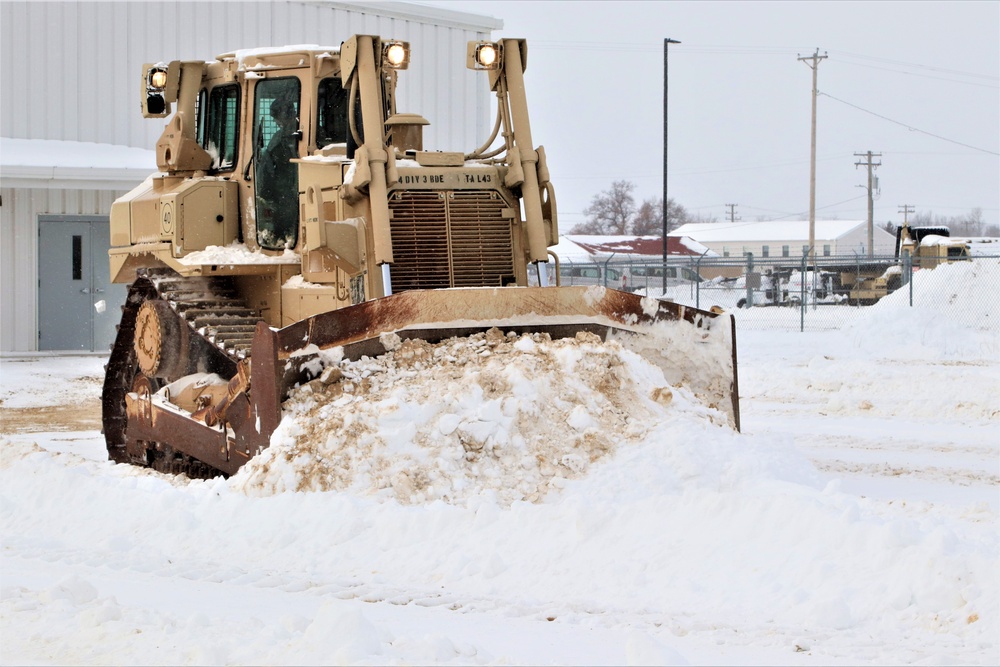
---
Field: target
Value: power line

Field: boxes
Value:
[530,41,802,56]
[766,195,870,221]
[819,92,1000,156]
[690,195,869,222]
[829,49,998,82]
[529,42,999,85]
[672,154,852,176]
[834,60,999,90]
[553,153,854,181]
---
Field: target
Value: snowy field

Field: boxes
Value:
[1,260,998,666]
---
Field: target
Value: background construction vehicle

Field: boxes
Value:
[846,223,970,304]
[102,35,740,477]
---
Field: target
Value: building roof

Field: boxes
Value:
[554,235,716,262]
[327,1,503,31]
[0,137,156,190]
[672,220,869,243]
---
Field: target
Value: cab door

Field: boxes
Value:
[252,77,302,249]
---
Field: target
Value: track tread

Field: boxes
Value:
[101,269,262,478]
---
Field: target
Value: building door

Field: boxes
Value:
[38,216,127,352]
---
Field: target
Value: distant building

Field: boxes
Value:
[553,235,715,263]
[671,220,896,259]
[547,235,716,291]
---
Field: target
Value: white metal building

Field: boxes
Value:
[671,220,897,260]
[0,0,501,353]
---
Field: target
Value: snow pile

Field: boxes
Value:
[847,258,1000,359]
[231,329,722,505]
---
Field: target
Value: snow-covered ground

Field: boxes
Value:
[1,260,998,666]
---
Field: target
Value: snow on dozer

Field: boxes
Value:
[102,35,740,478]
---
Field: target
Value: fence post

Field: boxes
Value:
[602,252,616,288]
[696,249,709,309]
[854,252,860,308]
[905,252,913,307]
[801,247,811,332]
[745,252,755,308]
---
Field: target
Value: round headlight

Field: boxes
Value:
[385,43,407,67]
[477,44,498,67]
[150,69,168,90]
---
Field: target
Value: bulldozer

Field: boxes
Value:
[847,222,970,304]
[102,35,740,478]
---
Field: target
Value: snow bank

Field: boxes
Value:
[846,258,1000,360]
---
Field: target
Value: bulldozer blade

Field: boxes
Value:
[249,286,740,444]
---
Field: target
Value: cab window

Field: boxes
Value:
[205,84,240,171]
[253,77,301,250]
[195,89,207,146]
[317,77,349,148]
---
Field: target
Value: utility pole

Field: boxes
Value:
[854,151,881,257]
[798,49,827,268]
[725,203,740,223]
[899,204,915,227]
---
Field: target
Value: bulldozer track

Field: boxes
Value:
[101,268,261,478]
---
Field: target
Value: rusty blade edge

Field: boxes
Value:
[272,286,719,356]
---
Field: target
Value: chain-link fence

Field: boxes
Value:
[552,254,1000,332]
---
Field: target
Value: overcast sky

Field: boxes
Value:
[419,0,999,232]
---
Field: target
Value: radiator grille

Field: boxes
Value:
[388,190,515,292]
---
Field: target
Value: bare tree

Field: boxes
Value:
[909,210,962,228]
[573,180,636,234]
[907,208,991,237]
[632,199,662,235]
[570,180,696,235]
[964,208,985,236]
[687,210,717,224]
[632,197,694,235]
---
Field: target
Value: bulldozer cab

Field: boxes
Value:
[129,39,421,260]
[896,223,970,269]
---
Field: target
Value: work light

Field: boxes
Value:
[383,41,410,69]
[148,67,168,90]
[467,41,502,70]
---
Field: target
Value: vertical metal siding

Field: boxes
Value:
[2,0,494,149]
[0,189,21,351]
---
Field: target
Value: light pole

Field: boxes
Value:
[662,38,680,294]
